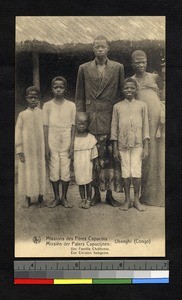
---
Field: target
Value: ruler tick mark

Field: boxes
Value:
[14,259,169,276]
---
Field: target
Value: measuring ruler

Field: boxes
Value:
[14,260,169,284]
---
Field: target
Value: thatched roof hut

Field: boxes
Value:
[16,16,165,45]
[16,17,165,105]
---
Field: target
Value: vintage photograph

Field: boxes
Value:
[15,16,165,257]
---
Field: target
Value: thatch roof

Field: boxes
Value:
[16,16,165,46]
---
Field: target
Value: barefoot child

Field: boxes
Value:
[15,86,46,208]
[111,78,149,211]
[43,76,76,208]
[74,112,99,209]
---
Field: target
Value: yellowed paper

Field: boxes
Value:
[15,16,165,257]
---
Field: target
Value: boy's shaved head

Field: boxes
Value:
[76,112,88,122]
[132,50,147,61]
[26,86,40,97]
[76,112,88,133]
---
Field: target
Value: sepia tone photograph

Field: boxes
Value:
[15,16,165,257]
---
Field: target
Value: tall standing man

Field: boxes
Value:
[75,36,124,207]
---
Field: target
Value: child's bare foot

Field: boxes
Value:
[79,199,86,208]
[23,196,31,209]
[37,195,44,208]
[83,200,91,209]
[47,198,60,208]
[60,198,73,208]
[130,201,134,207]
[119,201,131,211]
[38,202,45,208]
[133,200,146,211]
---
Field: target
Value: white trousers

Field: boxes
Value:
[48,127,71,181]
[119,147,142,178]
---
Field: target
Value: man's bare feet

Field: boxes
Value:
[91,195,101,206]
[133,200,146,211]
[105,195,121,207]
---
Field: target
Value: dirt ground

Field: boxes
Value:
[15,178,165,248]
[14,154,165,257]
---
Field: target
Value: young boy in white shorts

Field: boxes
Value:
[111,77,149,211]
[43,76,76,208]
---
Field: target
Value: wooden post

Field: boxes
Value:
[32,52,40,89]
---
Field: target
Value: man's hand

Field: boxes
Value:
[18,153,25,163]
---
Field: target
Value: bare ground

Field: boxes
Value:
[15,180,165,243]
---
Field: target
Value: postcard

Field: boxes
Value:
[15,16,165,257]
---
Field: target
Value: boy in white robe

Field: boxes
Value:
[15,86,46,208]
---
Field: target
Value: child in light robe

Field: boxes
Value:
[15,86,46,208]
[74,112,99,209]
